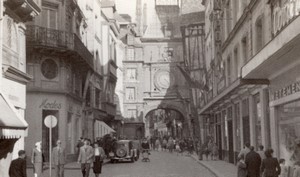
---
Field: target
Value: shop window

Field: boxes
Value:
[278,100,300,169]
[254,94,262,148]
[242,98,250,145]
[235,103,241,152]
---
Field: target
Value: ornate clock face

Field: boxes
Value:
[41,59,58,79]
[154,70,174,89]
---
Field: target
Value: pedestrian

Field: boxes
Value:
[279,159,288,177]
[261,148,281,177]
[179,139,185,155]
[245,146,261,177]
[162,138,167,152]
[31,141,44,177]
[257,145,266,161]
[211,143,218,160]
[238,142,251,159]
[237,154,247,177]
[9,150,27,177]
[93,143,105,177]
[155,138,160,151]
[52,140,66,177]
[175,141,180,156]
[78,139,94,177]
[293,161,300,177]
[168,137,174,153]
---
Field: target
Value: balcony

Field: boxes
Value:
[26,25,93,68]
[4,0,41,22]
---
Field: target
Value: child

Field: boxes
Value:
[237,154,247,177]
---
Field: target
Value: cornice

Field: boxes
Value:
[2,65,33,84]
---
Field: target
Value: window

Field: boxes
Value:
[234,47,239,79]
[225,0,232,36]
[241,36,248,63]
[127,68,137,81]
[255,17,263,53]
[127,109,137,119]
[226,56,232,85]
[95,89,101,108]
[126,87,135,100]
[41,8,58,29]
[127,48,135,60]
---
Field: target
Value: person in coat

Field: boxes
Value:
[9,150,27,177]
[78,139,94,177]
[93,143,105,177]
[261,149,281,177]
[31,141,43,177]
[52,140,66,177]
[245,146,261,177]
[237,154,247,177]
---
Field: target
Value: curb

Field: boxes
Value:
[189,155,220,177]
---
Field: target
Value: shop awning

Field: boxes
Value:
[94,121,115,138]
[0,93,28,139]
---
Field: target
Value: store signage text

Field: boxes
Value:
[272,0,300,35]
[39,99,62,109]
[273,81,300,100]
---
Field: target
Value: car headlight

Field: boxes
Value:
[109,152,115,157]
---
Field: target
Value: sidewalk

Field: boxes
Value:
[190,154,237,177]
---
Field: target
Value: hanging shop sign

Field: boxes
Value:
[272,0,300,35]
[273,80,300,100]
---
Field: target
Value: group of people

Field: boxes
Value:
[149,136,195,155]
[237,143,300,177]
[76,138,106,177]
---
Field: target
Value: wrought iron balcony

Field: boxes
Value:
[26,25,93,68]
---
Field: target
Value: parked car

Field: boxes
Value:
[108,140,138,163]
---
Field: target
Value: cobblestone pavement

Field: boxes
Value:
[27,151,216,177]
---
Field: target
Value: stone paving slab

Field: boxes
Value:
[190,154,237,177]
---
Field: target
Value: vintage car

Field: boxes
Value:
[108,140,138,163]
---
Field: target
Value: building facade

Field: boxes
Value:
[0,0,40,176]
[200,0,300,170]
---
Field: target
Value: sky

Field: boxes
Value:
[115,0,137,22]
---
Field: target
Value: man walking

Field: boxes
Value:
[245,146,261,177]
[52,140,66,177]
[78,139,94,177]
[9,150,27,177]
[238,142,251,159]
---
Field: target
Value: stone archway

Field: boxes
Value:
[143,99,187,137]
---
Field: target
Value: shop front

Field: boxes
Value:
[25,93,83,162]
[269,65,300,175]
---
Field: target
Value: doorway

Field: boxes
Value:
[42,110,59,162]
[216,124,222,160]
[228,120,234,163]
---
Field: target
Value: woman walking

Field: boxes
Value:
[93,143,105,177]
[237,154,247,177]
[261,149,281,177]
[31,141,43,177]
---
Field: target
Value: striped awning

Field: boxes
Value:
[0,92,28,139]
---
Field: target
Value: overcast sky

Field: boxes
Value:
[115,0,137,22]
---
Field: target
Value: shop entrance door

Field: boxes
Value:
[228,120,234,163]
[42,110,59,162]
[216,124,222,160]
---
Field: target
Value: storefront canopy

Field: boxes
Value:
[94,120,115,138]
[0,92,28,139]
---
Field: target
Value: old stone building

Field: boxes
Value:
[0,0,40,176]
[200,0,300,169]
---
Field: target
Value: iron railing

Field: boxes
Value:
[26,25,93,68]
